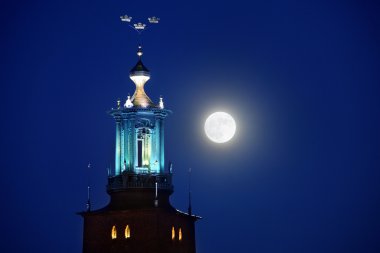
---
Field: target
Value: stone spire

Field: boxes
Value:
[129,45,155,108]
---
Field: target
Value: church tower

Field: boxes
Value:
[79,45,200,253]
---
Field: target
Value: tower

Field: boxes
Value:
[79,45,200,253]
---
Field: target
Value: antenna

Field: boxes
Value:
[86,163,92,212]
[154,181,159,207]
[188,168,192,215]
[120,14,160,44]
[86,186,91,212]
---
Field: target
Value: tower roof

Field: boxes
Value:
[129,47,150,75]
[129,45,155,108]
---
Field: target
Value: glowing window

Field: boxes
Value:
[125,225,131,239]
[111,225,117,239]
[178,228,182,241]
[171,226,175,240]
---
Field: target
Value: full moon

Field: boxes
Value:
[204,112,236,143]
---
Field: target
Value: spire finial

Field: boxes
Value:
[137,45,143,58]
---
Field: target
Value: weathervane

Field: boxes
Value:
[120,14,160,36]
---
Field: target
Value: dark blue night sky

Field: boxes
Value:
[1,0,380,252]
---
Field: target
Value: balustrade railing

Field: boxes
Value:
[107,173,173,191]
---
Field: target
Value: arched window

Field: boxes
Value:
[178,228,182,241]
[136,126,152,171]
[125,225,131,239]
[171,226,175,240]
[111,225,117,239]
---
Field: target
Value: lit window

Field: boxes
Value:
[171,226,175,240]
[178,228,182,241]
[125,225,131,239]
[111,225,117,239]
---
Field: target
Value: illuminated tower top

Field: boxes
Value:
[129,46,155,108]
[108,45,171,203]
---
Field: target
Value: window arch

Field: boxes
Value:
[178,228,182,241]
[171,226,175,240]
[125,225,131,239]
[136,127,152,171]
[111,225,117,239]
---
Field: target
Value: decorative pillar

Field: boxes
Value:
[124,118,131,171]
[155,116,161,173]
[115,117,121,175]
[130,117,136,172]
[120,120,125,172]
[159,117,165,173]
[123,118,129,171]
[150,127,156,172]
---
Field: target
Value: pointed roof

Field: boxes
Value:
[129,45,150,76]
[130,59,149,73]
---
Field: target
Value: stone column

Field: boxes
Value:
[120,119,125,172]
[155,116,161,173]
[130,115,136,172]
[159,117,165,173]
[123,118,130,171]
[115,117,121,175]
[150,125,156,171]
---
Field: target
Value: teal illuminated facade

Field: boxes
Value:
[109,46,170,175]
[110,105,168,175]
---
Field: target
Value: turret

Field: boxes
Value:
[107,45,171,209]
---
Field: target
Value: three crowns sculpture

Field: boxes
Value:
[120,14,160,35]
